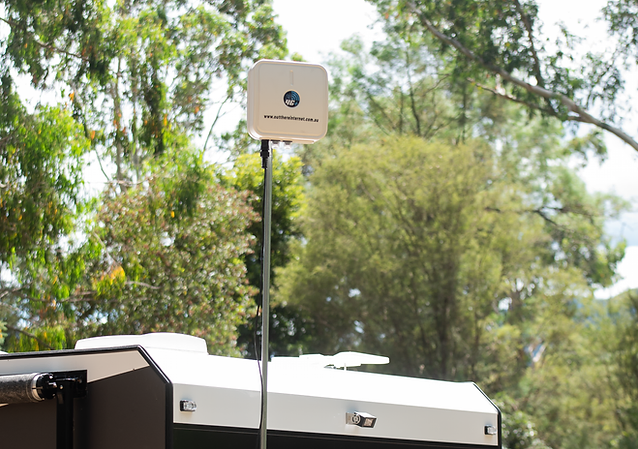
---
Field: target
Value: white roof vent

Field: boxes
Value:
[272,351,389,369]
[75,332,208,354]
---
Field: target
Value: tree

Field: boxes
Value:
[220,151,313,357]
[56,150,259,355]
[221,152,304,291]
[366,0,638,153]
[608,289,638,448]
[0,78,88,267]
[495,394,551,449]
[0,76,90,349]
[312,33,624,295]
[605,0,638,63]
[282,138,500,378]
[496,288,628,449]
[0,0,290,351]
[281,128,624,366]
[293,13,631,447]
[278,131,627,447]
[1,0,288,182]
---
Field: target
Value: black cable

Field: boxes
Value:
[260,138,270,169]
[254,138,271,361]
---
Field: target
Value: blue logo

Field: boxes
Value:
[283,91,300,108]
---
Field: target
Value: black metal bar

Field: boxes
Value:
[259,139,273,449]
[56,378,74,449]
[54,372,87,449]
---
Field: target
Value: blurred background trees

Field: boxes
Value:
[1,0,637,447]
[0,0,290,352]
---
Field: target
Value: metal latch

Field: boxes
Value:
[180,400,197,412]
[346,411,377,428]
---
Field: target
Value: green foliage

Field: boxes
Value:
[610,289,638,447]
[505,295,623,449]
[0,0,290,352]
[220,151,310,356]
[3,325,68,352]
[323,31,628,291]
[221,151,304,289]
[72,151,258,355]
[286,16,630,446]
[279,133,626,446]
[605,0,638,62]
[0,4,634,449]
[282,137,502,378]
[0,75,89,348]
[367,0,638,152]
[0,77,89,263]
[319,33,459,151]
[1,0,288,181]
[1,0,110,86]
[496,394,551,449]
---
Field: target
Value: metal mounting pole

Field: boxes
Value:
[259,139,273,449]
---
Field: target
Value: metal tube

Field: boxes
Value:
[0,373,49,403]
[260,140,273,449]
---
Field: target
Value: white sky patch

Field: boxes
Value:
[595,246,638,299]
[272,0,382,65]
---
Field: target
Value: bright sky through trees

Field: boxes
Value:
[272,0,638,298]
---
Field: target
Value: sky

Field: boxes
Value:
[270,0,638,298]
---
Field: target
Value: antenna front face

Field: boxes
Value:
[247,60,329,144]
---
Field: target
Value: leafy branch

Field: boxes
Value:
[403,1,638,153]
[4,324,55,350]
[0,16,90,63]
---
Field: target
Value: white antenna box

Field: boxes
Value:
[247,59,329,144]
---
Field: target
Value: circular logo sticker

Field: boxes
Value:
[283,91,300,108]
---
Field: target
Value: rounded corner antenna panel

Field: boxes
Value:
[247,59,328,144]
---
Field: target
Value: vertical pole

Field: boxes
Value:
[259,139,273,449]
[56,378,76,449]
